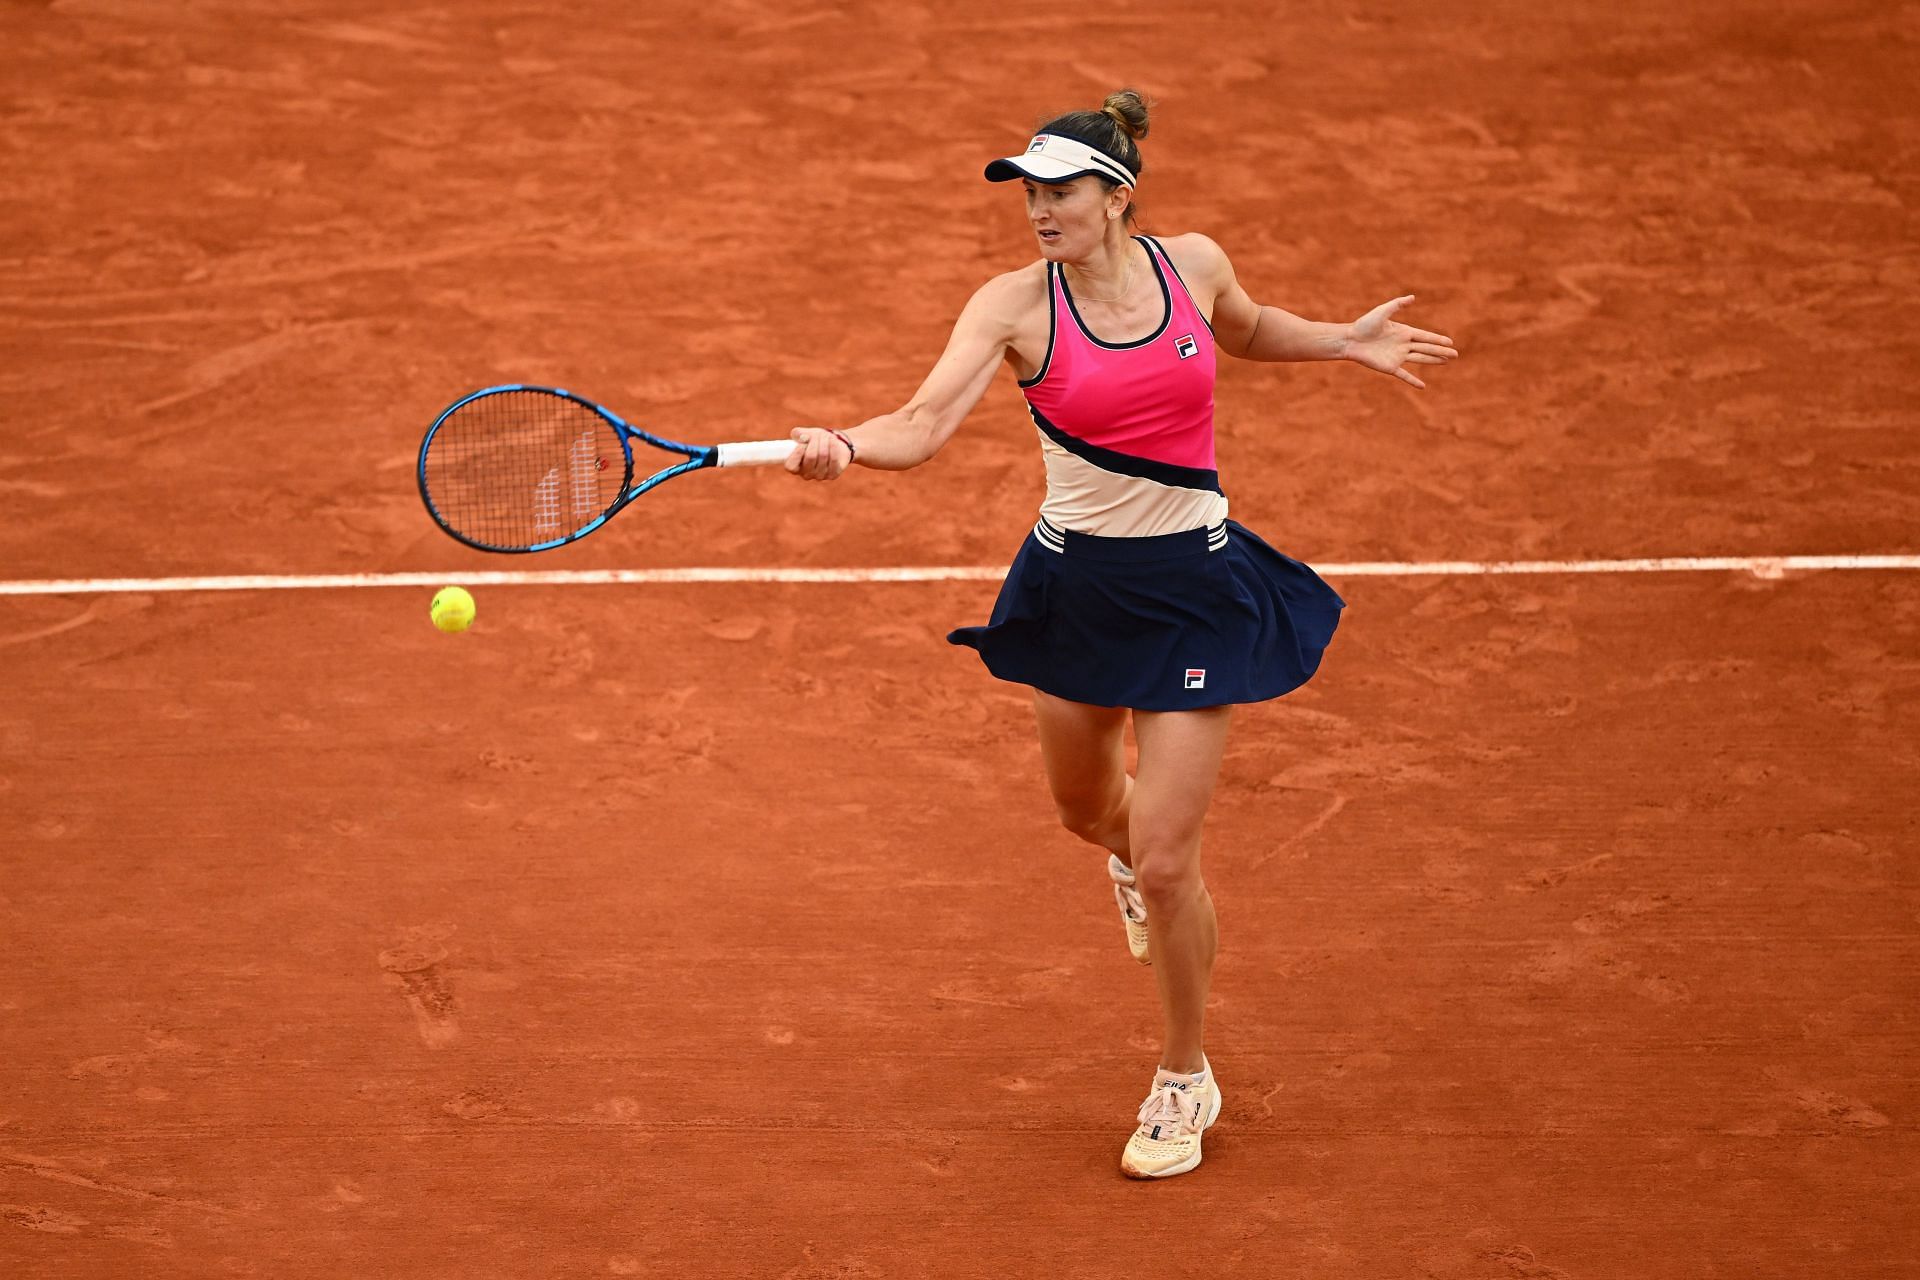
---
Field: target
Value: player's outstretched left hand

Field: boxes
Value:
[1343,295,1458,389]
[786,427,852,481]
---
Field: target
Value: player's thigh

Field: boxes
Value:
[1130,706,1234,863]
[1032,689,1129,819]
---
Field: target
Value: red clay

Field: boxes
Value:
[3,2,1916,1277]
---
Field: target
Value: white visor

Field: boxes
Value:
[984,133,1136,187]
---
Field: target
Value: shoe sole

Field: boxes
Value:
[1121,1077,1222,1180]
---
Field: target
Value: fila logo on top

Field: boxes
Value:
[1184,668,1207,689]
[1175,333,1198,359]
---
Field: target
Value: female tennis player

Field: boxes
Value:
[784,90,1456,1178]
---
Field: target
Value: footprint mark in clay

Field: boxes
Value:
[378,932,460,1048]
[442,1090,504,1119]
[2,1204,88,1233]
[1794,1088,1890,1129]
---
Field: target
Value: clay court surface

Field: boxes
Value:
[3,1,1917,1276]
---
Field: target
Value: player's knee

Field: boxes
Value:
[1133,847,1203,912]
[1055,795,1117,846]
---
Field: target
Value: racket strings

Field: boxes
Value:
[422,391,626,550]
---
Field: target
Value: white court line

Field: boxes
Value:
[0,555,1916,597]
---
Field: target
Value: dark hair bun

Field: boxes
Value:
[1101,89,1150,142]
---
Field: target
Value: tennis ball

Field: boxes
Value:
[430,585,475,633]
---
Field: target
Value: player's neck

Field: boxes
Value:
[1064,233,1140,303]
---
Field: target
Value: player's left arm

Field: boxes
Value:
[1170,233,1459,389]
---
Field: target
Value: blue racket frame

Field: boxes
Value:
[418,384,723,554]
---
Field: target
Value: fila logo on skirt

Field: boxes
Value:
[1175,333,1198,359]
[1184,668,1207,689]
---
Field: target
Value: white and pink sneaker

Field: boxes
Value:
[1120,1058,1221,1179]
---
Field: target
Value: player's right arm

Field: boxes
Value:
[787,271,1033,479]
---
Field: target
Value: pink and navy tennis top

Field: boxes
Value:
[1021,235,1227,539]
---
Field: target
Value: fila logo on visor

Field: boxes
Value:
[1184,669,1207,689]
[1175,333,1198,359]
[1027,134,1051,153]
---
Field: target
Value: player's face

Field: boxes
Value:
[1024,177,1122,259]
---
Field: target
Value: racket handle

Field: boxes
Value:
[714,439,798,468]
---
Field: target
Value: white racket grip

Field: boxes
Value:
[714,439,799,468]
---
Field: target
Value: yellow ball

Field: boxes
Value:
[430,585,475,633]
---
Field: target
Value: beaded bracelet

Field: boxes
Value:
[828,429,857,463]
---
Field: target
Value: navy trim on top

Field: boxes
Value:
[1144,236,1213,335]
[1028,403,1223,495]
[1060,236,1172,351]
[1018,263,1057,388]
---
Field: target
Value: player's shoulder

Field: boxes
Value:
[1150,232,1232,282]
[976,261,1050,305]
[962,262,1050,330]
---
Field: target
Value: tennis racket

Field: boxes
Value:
[417,384,796,553]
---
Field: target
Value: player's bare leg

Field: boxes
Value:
[1032,690,1132,865]
[1117,704,1231,1177]
[1033,691,1152,962]
[1130,706,1230,1073]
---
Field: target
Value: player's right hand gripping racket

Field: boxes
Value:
[417,384,797,553]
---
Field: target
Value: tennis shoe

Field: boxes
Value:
[1108,854,1152,964]
[1120,1059,1220,1179]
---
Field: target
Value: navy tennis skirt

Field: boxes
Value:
[947,518,1345,711]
